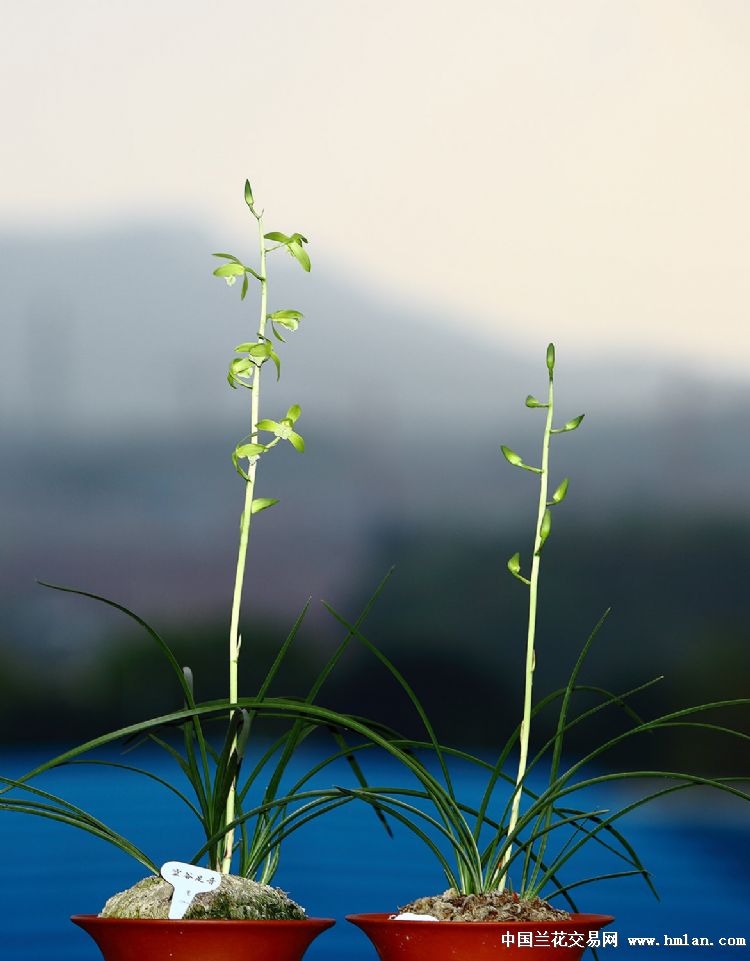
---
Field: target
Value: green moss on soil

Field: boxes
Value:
[100,874,306,920]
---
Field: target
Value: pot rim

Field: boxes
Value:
[346,911,615,927]
[72,914,335,928]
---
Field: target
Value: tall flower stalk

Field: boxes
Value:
[213,180,311,873]
[499,343,583,890]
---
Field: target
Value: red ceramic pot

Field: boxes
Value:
[72,915,335,961]
[347,912,615,961]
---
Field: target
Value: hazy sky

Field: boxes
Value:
[4,1,750,373]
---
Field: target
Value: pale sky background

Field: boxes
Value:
[3,0,750,374]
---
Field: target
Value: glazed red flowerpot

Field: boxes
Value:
[347,912,615,961]
[72,915,335,961]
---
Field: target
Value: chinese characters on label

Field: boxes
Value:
[160,860,223,920]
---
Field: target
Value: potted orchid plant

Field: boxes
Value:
[0,180,400,961]
[328,345,750,961]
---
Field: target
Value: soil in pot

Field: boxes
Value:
[349,889,611,961]
[400,889,570,922]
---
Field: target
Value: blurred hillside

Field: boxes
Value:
[1,222,748,766]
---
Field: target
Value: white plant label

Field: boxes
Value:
[391,913,439,921]
[160,861,222,920]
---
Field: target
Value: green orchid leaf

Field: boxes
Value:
[288,431,305,453]
[251,498,280,515]
[235,710,252,760]
[270,349,281,381]
[288,241,311,272]
[231,448,250,480]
